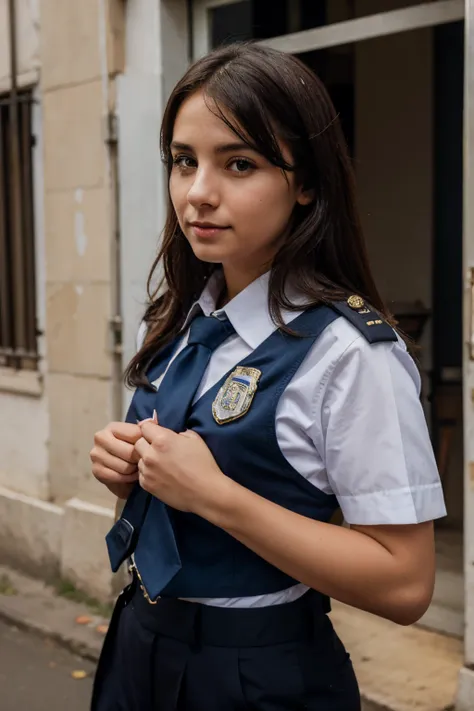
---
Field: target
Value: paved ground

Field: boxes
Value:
[0,618,95,711]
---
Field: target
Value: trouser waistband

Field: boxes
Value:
[129,573,328,648]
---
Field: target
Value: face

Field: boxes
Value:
[169,91,311,286]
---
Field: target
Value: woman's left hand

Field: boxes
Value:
[135,421,231,515]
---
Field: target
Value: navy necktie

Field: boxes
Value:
[111,312,235,601]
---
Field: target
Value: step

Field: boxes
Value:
[331,602,463,711]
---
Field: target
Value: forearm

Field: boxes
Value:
[202,478,427,624]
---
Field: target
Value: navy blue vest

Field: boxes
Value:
[123,301,396,598]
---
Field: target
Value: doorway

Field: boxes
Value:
[191,0,465,637]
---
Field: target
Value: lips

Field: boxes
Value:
[189,222,230,239]
[190,221,228,229]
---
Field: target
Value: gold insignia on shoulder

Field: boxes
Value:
[212,366,261,425]
[347,295,365,310]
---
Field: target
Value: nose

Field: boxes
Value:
[187,166,220,209]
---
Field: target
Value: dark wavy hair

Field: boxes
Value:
[125,42,392,389]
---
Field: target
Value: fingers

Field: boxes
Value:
[91,463,139,486]
[137,459,154,494]
[134,436,149,459]
[106,422,142,444]
[180,429,200,440]
[137,410,158,426]
[90,448,138,477]
[95,429,138,462]
[140,421,168,445]
[92,422,150,496]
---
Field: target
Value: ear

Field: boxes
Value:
[296,187,315,206]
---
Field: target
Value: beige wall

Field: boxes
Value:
[0,0,40,91]
[0,0,40,92]
[0,0,46,501]
[0,391,49,499]
[0,0,127,597]
[41,0,124,508]
[119,0,189,391]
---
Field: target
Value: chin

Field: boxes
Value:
[189,243,230,264]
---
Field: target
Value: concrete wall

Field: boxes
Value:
[119,0,188,413]
[0,393,49,499]
[40,0,124,508]
[40,0,124,596]
[0,2,49,509]
[0,0,48,501]
[0,0,127,600]
[0,0,40,91]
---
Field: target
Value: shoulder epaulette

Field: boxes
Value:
[330,295,397,344]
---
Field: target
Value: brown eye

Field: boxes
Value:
[172,155,196,170]
[228,158,255,174]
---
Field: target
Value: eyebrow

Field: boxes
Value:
[170,140,256,155]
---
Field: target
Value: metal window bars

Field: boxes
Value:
[0,90,38,370]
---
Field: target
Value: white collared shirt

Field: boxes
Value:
[137,272,446,608]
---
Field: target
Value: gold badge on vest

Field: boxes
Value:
[212,366,262,425]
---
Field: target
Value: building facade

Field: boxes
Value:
[1,0,474,707]
[0,0,126,599]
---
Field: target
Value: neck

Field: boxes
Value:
[221,262,270,303]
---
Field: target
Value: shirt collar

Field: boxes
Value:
[184,270,309,350]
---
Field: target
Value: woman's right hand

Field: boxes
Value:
[90,422,142,500]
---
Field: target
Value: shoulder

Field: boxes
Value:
[297,306,420,403]
[322,295,420,391]
[325,319,419,392]
[328,296,397,345]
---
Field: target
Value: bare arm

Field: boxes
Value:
[200,477,435,626]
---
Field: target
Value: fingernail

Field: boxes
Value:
[152,409,158,423]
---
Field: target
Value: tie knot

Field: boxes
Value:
[187,314,235,351]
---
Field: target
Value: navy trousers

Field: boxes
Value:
[91,578,360,711]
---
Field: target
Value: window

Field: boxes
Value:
[0,90,38,370]
[206,0,447,48]
[194,1,455,59]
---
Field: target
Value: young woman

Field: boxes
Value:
[90,42,446,711]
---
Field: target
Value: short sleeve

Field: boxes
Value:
[312,336,446,525]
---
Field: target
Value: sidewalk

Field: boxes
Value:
[0,564,463,711]
[0,617,95,711]
[331,602,462,711]
[0,565,108,662]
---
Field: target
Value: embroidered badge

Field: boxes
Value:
[212,366,261,425]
